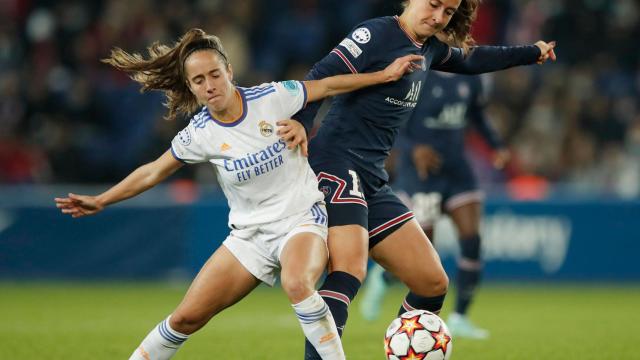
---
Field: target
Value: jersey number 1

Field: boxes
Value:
[348,170,364,198]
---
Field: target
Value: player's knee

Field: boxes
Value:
[281,275,314,303]
[431,271,449,295]
[330,258,368,282]
[169,310,211,335]
[409,269,449,297]
[338,264,367,282]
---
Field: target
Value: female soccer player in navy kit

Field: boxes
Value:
[284,0,556,357]
[54,29,422,360]
[360,71,511,339]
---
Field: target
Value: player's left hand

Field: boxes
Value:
[383,54,425,82]
[534,40,557,64]
[276,119,308,156]
[492,148,511,170]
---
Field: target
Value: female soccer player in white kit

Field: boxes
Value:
[54,28,422,359]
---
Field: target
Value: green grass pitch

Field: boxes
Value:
[1,282,638,359]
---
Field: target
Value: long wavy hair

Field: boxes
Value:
[402,0,480,52]
[102,28,230,121]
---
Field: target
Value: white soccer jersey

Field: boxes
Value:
[171,81,323,228]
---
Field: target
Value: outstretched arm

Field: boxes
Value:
[303,54,423,102]
[55,150,183,217]
[433,40,556,74]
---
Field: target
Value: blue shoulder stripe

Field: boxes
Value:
[190,107,212,129]
[243,84,275,96]
[245,88,276,101]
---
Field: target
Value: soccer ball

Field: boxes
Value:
[384,309,453,360]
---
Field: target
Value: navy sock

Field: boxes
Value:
[304,271,361,360]
[455,268,481,314]
[456,234,482,315]
[398,292,447,316]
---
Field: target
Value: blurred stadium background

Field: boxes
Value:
[1,0,639,359]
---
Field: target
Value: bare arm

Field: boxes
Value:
[303,54,424,102]
[55,150,184,217]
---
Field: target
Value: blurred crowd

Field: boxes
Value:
[0,0,639,198]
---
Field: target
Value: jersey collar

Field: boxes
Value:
[394,15,424,49]
[206,88,248,127]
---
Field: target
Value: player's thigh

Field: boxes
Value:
[326,225,369,281]
[448,200,482,239]
[280,231,328,302]
[173,245,260,326]
[370,219,448,296]
[367,185,416,248]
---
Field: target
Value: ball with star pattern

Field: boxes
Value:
[384,309,453,360]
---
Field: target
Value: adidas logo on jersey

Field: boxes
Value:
[221,143,231,152]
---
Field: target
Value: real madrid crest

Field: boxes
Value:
[259,120,274,137]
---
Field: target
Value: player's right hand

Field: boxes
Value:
[534,40,556,64]
[55,193,104,218]
[276,119,309,156]
[412,144,441,180]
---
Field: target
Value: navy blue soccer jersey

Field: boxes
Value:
[398,71,502,163]
[393,72,503,202]
[295,16,539,189]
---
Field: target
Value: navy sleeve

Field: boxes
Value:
[291,53,351,135]
[432,41,541,74]
[292,19,386,134]
[468,76,503,149]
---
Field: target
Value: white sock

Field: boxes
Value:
[292,292,345,360]
[129,315,190,360]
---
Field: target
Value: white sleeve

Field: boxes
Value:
[272,80,308,118]
[170,121,208,164]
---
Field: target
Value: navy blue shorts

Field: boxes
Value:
[394,157,483,227]
[312,157,414,248]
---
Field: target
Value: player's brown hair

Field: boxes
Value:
[402,0,480,52]
[102,28,230,121]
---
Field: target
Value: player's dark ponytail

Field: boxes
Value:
[102,28,230,121]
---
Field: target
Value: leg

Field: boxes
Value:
[303,225,368,359]
[304,165,370,359]
[130,246,260,360]
[280,231,330,304]
[366,186,448,318]
[324,225,370,281]
[370,218,449,315]
[281,231,345,360]
[448,200,482,316]
[446,200,489,339]
[170,245,261,333]
[360,190,438,321]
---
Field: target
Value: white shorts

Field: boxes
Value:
[223,202,328,286]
